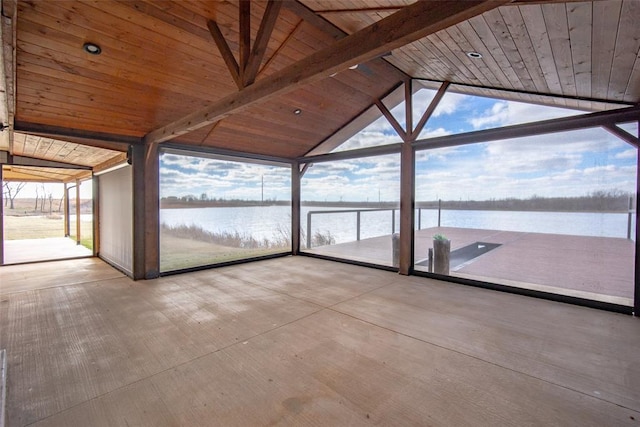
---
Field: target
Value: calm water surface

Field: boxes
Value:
[160,206,635,245]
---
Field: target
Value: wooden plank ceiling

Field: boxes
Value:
[6,0,640,171]
[304,0,640,111]
[2,132,123,182]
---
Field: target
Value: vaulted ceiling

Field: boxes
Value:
[1,0,639,182]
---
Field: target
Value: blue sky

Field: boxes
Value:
[159,88,638,202]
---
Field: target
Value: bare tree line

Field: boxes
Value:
[3,182,65,214]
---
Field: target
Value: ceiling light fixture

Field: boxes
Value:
[83,42,102,55]
[293,108,302,115]
[348,64,359,70]
[466,51,482,59]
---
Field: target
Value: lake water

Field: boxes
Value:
[160,206,636,245]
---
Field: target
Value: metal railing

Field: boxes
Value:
[306,200,635,249]
[306,208,396,249]
[305,207,440,248]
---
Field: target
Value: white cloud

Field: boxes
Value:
[615,149,637,159]
[469,100,579,129]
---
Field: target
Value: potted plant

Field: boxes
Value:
[433,233,450,275]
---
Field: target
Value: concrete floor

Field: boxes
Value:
[3,237,92,264]
[0,256,639,426]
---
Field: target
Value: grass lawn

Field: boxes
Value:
[160,234,289,272]
[3,215,94,250]
[3,215,287,270]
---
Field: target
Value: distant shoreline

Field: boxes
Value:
[159,199,630,214]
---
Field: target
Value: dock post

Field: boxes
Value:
[392,233,400,267]
[628,196,633,240]
[391,209,396,234]
[306,211,312,249]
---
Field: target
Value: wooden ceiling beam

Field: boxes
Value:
[238,0,251,86]
[413,105,640,150]
[207,19,242,90]
[375,98,407,142]
[13,121,139,154]
[244,0,282,86]
[602,124,639,148]
[405,80,413,138]
[412,81,451,139]
[4,153,92,170]
[281,0,346,41]
[145,1,507,144]
[92,152,129,174]
[0,0,16,155]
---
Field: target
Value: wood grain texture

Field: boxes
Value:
[0,256,638,426]
[11,0,640,166]
[144,1,506,143]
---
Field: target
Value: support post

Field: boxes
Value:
[635,118,640,316]
[132,143,160,280]
[75,180,81,245]
[356,211,361,241]
[291,162,301,254]
[0,166,4,265]
[64,183,69,237]
[398,142,415,275]
[92,175,99,256]
[438,199,441,227]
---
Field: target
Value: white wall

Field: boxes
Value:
[98,165,133,275]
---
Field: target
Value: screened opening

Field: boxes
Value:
[301,153,400,267]
[414,127,637,307]
[2,173,93,264]
[159,149,291,272]
[414,91,584,140]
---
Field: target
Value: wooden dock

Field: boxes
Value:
[308,227,635,306]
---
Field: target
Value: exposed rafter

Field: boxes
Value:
[282,1,345,40]
[145,1,507,144]
[207,20,242,90]
[405,80,413,137]
[238,0,251,86]
[412,81,451,139]
[602,124,639,148]
[375,98,407,142]
[244,0,282,86]
[208,1,282,89]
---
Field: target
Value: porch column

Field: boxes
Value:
[92,175,100,256]
[132,143,159,280]
[398,142,414,275]
[64,183,69,237]
[291,161,301,255]
[0,166,4,265]
[633,120,640,317]
[75,180,81,245]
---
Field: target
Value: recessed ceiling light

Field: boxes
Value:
[83,42,102,55]
[293,108,302,115]
[466,51,482,59]
[348,64,359,70]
